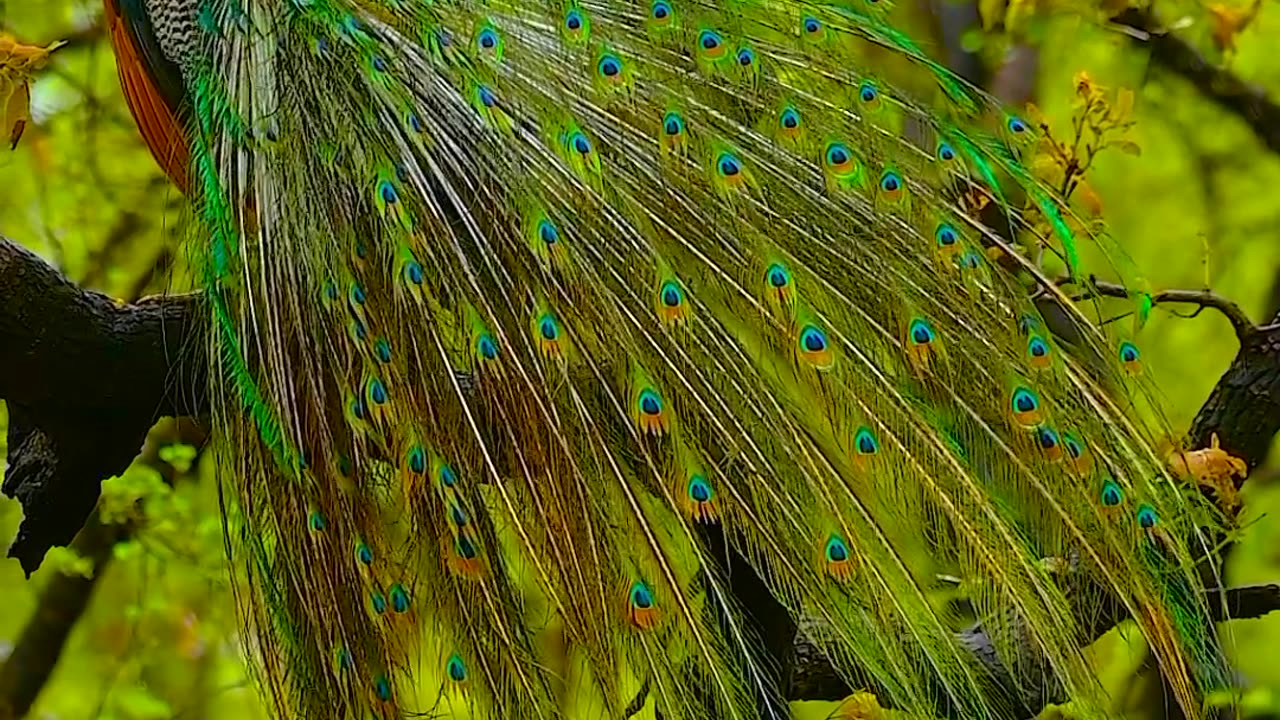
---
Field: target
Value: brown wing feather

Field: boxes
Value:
[103,0,191,194]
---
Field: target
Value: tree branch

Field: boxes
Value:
[1188,306,1280,472]
[0,238,204,575]
[0,417,207,720]
[1078,276,1259,343]
[1111,7,1280,156]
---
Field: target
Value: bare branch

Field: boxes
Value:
[1111,8,1280,157]
[1072,276,1257,342]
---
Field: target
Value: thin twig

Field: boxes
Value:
[1070,276,1257,342]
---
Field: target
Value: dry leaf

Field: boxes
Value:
[1208,1,1260,54]
[1165,433,1247,513]
[1078,179,1104,217]
[0,34,65,150]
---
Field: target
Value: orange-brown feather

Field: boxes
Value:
[103,0,190,194]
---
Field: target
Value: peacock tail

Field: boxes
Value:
[103,0,1232,718]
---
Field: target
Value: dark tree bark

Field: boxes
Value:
[1111,8,1280,156]
[0,239,205,574]
[1189,313,1280,472]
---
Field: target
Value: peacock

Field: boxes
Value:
[101,0,1233,718]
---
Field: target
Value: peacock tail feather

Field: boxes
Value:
[107,0,1233,718]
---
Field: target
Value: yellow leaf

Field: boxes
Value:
[1114,87,1135,121]
[979,0,1008,31]
[1006,0,1039,33]
[0,34,65,150]
[1024,101,1048,127]
[1073,70,1104,102]
[832,692,887,719]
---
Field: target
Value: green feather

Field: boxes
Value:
[123,0,1234,718]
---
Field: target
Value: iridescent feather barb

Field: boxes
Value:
[105,0,1231,718]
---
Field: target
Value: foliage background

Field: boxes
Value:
[2,0,1280,717]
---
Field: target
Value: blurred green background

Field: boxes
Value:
[2,0,1280,718]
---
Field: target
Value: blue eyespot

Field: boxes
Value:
[859,81,878,103]
[663,112,684,136]
[456,533,477,558]
[717,153,741,177]
[1012,387,1037,414]
[447,655,468,682]
[801,326,828,352]
[379,181,398,204]
[406,261,424,285]
[1029,337,1048,358]
[566,10,583,30]
[538,218,559,244]
[630,582,654,609]
[825,535,849,562]
[1101,480,1123,507]
[688,475,712,502]
[540,316,559,340]
[599,54,621,77]
[854,427,878,455]
[450,504,469,526]
[909,319,934,345]
[440,463,457,487]
[1137,504,1158,529]
[1038,427,1058,450]
[661,282,682,307]
[369,378,387,405]
[639,389,662,416]
[652,1,671,19]
[389,583,410,613]
[737,47,755,66]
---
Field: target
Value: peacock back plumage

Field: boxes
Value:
[105,0,1231,718]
